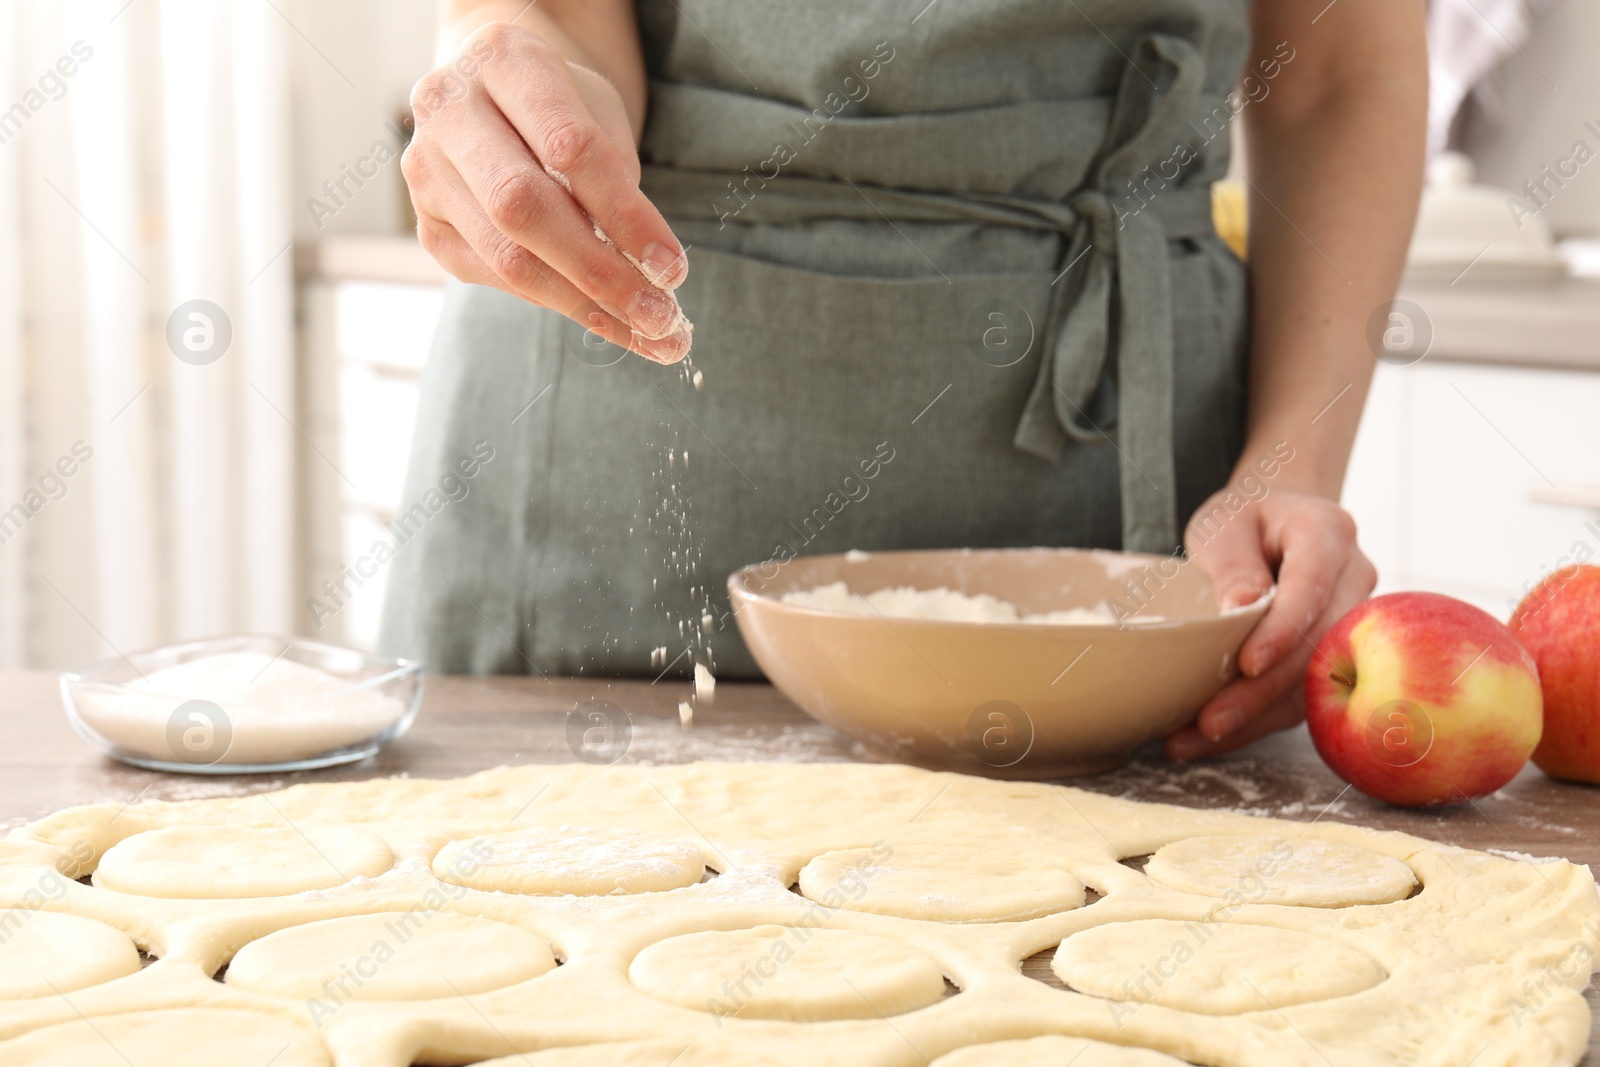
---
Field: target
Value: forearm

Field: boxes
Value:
[1237,5,1427,498]
[439,0,648,136]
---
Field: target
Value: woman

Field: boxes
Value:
[380,0,1426,762]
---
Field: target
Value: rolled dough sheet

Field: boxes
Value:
[474,1040,797,1066]
[930,1034,1190,1065]
[0,762,1594,1067]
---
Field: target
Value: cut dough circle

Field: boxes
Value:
[94,825,393,898]
[0,911,141,998]
[930,1035,1190,1066]
[798,842,1085,923]
[629,925,946,1021]
[434,828,704,896]
[1052,919,1385,1015]
[1143,834,1418,908]
[0,1008,331,1066]
[227,912,556,1000]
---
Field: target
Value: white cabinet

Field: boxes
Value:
[1345,360,1600,620]
[300,270,441,650]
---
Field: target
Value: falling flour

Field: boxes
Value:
[781,582,1164,625]
[74,652,406,765]
[694,663,716,705]
[649,426,719,701]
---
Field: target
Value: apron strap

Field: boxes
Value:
[1013,32,1207,554]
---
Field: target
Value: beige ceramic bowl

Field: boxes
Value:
[728,547,1272,779]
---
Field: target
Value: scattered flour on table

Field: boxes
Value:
[74,652,404,765]
[152,777,288,802]
[782,581,1162,625]
[1485,791,1582,835]
[1082,759,1345,819]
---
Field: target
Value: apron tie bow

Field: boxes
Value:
[1013,32,1206,553]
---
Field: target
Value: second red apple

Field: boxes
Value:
[1510,565,1600,785]
[1305,592,1543,807]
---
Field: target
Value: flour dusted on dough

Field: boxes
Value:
[433,827,706,896]
[798,841,1085,923]
[781,581,1162,625]
[74,651,405,764]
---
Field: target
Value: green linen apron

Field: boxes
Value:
[378,0,1253,678]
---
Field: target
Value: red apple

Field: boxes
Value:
[1509,565,1600,785]
[1305,592,1543,807]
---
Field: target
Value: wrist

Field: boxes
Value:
[439,2,524,61]
[1226,437,1343,501]
[440,12,582,69]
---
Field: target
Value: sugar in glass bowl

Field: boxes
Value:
[60,635,423,773]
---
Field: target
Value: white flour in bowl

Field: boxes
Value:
[780,582,1162,625]
[73,651,405,764]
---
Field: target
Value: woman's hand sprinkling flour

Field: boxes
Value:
[404,4,692,363]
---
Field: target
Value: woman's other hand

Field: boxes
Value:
[1169,487,1377,760]
[404,7,691,363]
[1168,0,1424,757]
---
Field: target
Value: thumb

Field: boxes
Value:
[1186,507,1273,611]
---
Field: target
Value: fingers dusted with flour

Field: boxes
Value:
[405,4,691,361]
[409,153,690,364]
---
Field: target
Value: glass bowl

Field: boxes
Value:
[60,635,424,774]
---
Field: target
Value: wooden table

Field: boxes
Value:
[4,671,1597,1061]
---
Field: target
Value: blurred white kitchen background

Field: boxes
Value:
[2,0,1599,669]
